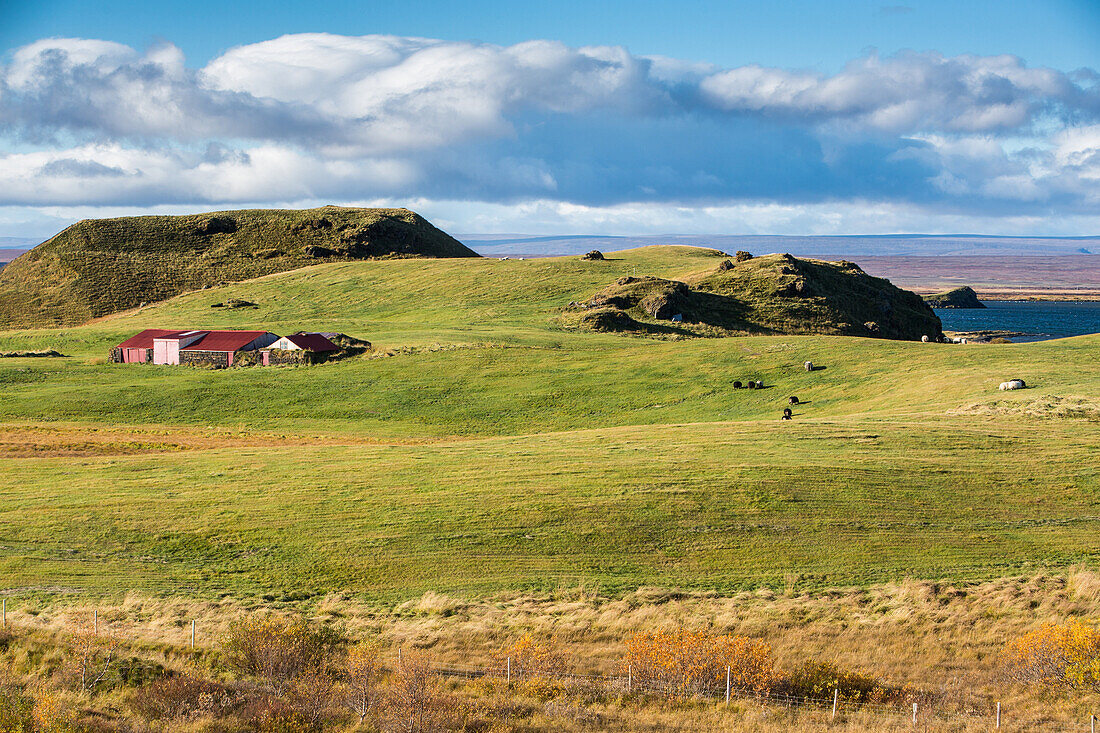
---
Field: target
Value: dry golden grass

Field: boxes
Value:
[6,571,1100,729]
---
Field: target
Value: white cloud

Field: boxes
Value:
[1,33,1098,230]
[699,51,1083,133]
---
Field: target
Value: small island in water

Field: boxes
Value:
[924,285,985,309]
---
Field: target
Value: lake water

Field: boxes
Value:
[934,301,1100,342]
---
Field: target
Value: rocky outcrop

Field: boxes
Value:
[925,286,985,309]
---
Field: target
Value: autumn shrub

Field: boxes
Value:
[129,674,242,725]
[776,660,899,704]
[495,633,572,697]
[1000,619,1100,691]
[623,628,774,698]
[221,616,342,694]
[382,652,463,733]
[238,697,314,733]
[30,689,75,733]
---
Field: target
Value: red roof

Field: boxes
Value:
[116,329,186,349]
[116,329,273,352]
[283,332,339,352]
[182,331,271,352]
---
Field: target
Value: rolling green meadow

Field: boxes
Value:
[1,246,1098,603]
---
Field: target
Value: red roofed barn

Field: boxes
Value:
[111,329,278,368]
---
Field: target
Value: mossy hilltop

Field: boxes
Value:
[0,206,477,328]
[569,253,943,341]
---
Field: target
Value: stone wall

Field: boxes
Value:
[179,350,230,369]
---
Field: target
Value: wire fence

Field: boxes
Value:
[2,600,1097,730]
[416,654,1092,730]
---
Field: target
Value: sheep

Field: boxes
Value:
[783,407,793,418]
[755,380,764,389]
[732,380,743,389]
[746,381,756,390]
[804,361,814,371]
[999,379,1026,391]
[788,396,799,405]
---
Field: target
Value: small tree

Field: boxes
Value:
[66,626,119,692]
[384,652,459,733]
[344,643,383,723]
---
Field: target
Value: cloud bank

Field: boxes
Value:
[1,33,1098,233]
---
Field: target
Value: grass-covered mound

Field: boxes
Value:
[0,206,477,328]
[924,285,986,309]
[568,253,943,341]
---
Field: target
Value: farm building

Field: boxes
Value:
[267,332,339,353]
[111,329,278,367]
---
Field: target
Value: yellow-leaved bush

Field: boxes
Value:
[1000,619,1100,691]
[623,628,774,697]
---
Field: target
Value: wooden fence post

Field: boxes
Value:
[398,647,402,666]
[191,620,195,650]
[94,609,98,635]
[627,664,632,693]
[832,688,838,719]
[725,666,731,704]
[912,702,917,726]
[995,701,1000,728]
[2,598,5,627]
[506,656,511,685]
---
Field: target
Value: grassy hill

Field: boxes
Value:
[0,245,1097,601]
[568,253,942,340]
[0,206,477,328]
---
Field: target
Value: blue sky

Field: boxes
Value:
[1,0,1099,238]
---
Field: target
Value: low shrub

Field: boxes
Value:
[129,674,242,724]
[775,660,897,704]
[221,616,343,694]
[1000,619,1100,691]
[623,628,774,698]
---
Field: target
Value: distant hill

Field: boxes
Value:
[464,233,1100,258]
[0,207,477,328]
[568,253,943,341]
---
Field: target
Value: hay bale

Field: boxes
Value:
[999,379,1027,391]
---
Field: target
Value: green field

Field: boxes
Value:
[1,246,1097,602]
